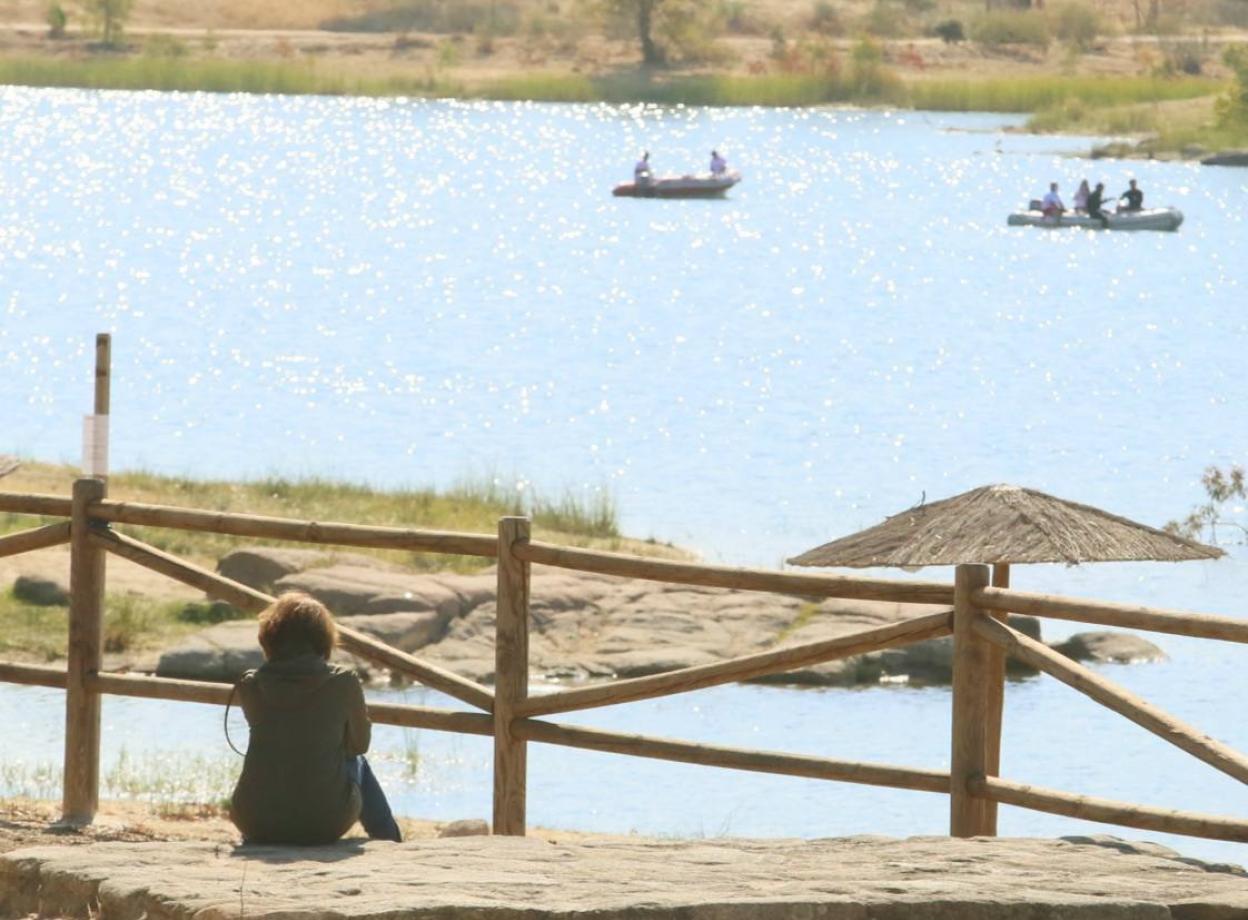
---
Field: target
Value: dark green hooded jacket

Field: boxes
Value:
[230,648,369,844]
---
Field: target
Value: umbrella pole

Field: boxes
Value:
[984,562,1010,836]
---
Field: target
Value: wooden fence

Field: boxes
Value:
[0,336,1246,843]
[2,486,1248,843]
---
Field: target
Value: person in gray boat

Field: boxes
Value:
[229,592,402,845]
[1118,178,1144,212]
[1041,182,1065,218]
[710,149,728,175]
[634,150,653,185]
[1086,181,1107,225]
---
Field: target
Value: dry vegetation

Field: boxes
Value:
[0,0,1245,147]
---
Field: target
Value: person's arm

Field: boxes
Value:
[343,673,371,756]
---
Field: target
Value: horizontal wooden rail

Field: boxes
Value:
[0,660,68,689]
[94,499,498,557]
[516,610,954,718]
[512,718,950,794]
[0,492,73,518]
[0,521,72,559]
[515,541,956,605]
[0,662,495,736]
[974,586,1248,644]
[92,529,496,713]
[973,615,1248,786]
[89,671,495,735]
[969,775,1248,843]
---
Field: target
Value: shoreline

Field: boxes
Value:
[0,21,1244,157]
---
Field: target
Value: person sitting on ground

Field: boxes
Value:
[1041,182,1066,218]
[1118,178,1144,212]
[1072,179,1090,215]
[230,592,402,845]
[634,151,653,185]
[1086,182,1107,225]
[710,149,728,176]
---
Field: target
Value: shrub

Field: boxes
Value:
[1156,39,1209,75]
[1049,2,1100,50]
[810,0,844,35]
[862,0,911,38]
[1217,44,1248,127]
[971,10,1051,48]
[46,3,67,38]
[933,19,964,42]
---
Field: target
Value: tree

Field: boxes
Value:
[1166,465,1248,543]
[604,0,667,65]
[82,0,131,48]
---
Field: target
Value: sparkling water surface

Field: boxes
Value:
[1,86,1247,866]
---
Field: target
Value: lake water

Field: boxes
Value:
[1,86,1247,865]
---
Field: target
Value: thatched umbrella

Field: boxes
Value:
[787,483,1222,572]
[787,483,1221,833]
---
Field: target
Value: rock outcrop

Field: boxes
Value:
[2,834,1245,919]
[1052,631,1166,664]
[157,555,1165,690]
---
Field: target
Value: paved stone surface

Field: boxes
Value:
[1,834,1246,919]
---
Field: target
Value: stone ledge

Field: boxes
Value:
[2,834,1246,919]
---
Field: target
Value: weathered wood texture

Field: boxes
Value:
[515,540,956,605]
[974,586,1248,643]
[950,563,992,838]
[0,492,73,518]
[63,479,107,824]
[0,660,68,689]
[513,718,950,793]
[92,529,495,712]
[0,521,72,559]
[973,614,1248,786]
[493,517,531,836]
[982,562,1010,835]
[82,670,494,735]
[92,529,270,612]
[93,501,498,557]
[94,333,110,416]
[516,610,953,718]
[970,774,1248,843]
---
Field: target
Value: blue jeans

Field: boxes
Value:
[347,755,402,842]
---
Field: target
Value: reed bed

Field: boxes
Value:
[906,74,1222,113]
[0,461,628,569]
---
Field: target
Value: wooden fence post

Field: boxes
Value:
[982,562,1010,835]
[63,477,107,824]
[950,562,992,837]
[493,516,530,835]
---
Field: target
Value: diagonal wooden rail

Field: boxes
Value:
[515,609,953,718]
[972,614,1248,786]
[0,521,72,559]
[89,528,496,713]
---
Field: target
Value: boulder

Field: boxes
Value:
[218,547,399,592]
[12,573,69,606]
[155,620,264,682]
[338,611,448,653]
[274,565,464,620]
[1053,631,1166,664]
